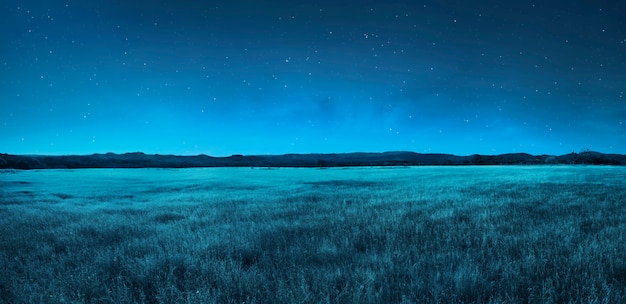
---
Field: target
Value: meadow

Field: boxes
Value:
[1,166,625,303]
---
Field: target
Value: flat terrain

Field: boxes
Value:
[1,166,626,303]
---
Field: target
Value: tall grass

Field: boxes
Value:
[1,166,625,303]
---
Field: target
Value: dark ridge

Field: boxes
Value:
[0,151,624,169]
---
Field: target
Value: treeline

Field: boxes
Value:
[1,151,625,169]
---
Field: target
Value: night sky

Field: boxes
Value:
[2,1,625,156]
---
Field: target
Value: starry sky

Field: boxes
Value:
[1,0,625,156]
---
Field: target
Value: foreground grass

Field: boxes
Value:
[1,166,626,303]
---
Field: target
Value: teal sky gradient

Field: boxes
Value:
[2,1,625,156]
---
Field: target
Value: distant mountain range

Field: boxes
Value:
[1,151,625,169]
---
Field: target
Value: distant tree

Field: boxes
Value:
[15,160,30,169]
[578,149,592,164]
[544,156,558,164]
[471,155,484,165]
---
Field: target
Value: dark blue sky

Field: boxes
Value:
[2,1,625,156]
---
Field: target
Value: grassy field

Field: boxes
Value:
[1,166,626,303]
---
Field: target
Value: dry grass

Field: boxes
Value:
[1,166,625,303]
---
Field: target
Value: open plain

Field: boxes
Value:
[1,166,625,303]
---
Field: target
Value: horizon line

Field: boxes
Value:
[2,149,621,158]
